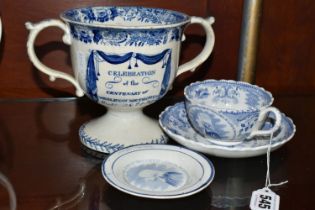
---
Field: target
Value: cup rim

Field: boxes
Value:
[60,6,191,29]
[184,79,274,113]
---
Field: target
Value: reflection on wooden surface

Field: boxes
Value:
[0,95,311,209]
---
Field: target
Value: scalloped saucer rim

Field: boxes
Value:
[158,102,296,158]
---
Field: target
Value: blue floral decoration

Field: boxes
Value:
[69,26,182,46]
[63,7,187,46]
[62,7,188,25]
[126,163,184,190]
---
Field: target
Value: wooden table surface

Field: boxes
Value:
[0,94,312,210]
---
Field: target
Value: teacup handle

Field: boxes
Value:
[247,107,282,139]
[25,19,84,97]
[176,16,215,76]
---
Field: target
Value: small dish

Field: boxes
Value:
[159,102,296,158]
[102,144,215,199]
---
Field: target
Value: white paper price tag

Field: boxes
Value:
[250,188,280,210]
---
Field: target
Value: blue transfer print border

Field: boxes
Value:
[79,124,168,154]
[69,25,182,46]
[85,49,172,103]
[185,80,274,112]
[62,7,189,26]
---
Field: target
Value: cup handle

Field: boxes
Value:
[25,19,84,97]
[247,107,282,139]
[176,16,215,76]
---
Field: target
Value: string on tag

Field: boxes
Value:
[265,131,288,189]
[250,129,287,210]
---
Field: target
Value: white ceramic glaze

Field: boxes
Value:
[159,102,296,158]
[25,6,215,153]
[184,80,282,143]
[102,144,215,199]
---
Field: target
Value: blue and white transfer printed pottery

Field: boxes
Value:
[184,80,283,143]
[102,144,215,199]
[26,6,215,153]
[159,102,296,158]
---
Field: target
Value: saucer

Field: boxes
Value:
[102,144,215,199]
[159,102,296,158]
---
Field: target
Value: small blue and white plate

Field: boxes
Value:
[102,144,215,199]
[159,102,296,158]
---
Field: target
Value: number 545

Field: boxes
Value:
[258,194,272,209]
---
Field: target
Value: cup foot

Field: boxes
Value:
[79,110,168,153]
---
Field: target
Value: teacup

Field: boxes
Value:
[184,80,282,144]
[25,6,215,153]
